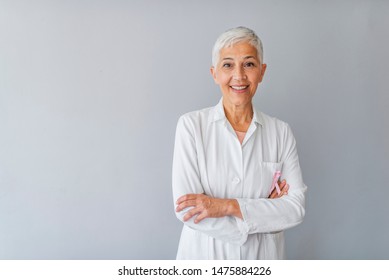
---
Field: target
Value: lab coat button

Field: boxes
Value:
[232,177,240,184]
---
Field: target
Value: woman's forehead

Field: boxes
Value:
[219,43,259,60]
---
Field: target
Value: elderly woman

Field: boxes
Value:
[172,26,307,259]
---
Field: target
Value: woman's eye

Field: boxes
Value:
[245,62,255,67]
[222,63,232,68]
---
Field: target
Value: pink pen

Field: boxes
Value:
[269,170,282,196]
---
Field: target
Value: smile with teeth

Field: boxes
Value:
[231,85,249,90]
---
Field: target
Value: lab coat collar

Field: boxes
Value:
[211,98,264,127]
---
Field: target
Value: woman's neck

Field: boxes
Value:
[223,101,253,132]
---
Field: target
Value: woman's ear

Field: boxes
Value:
[258,63,267,83]
[210,66,217,83]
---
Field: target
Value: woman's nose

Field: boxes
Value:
[233,66,247,80]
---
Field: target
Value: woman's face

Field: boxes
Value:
[210,42,266,108]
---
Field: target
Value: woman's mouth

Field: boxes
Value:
[230,85,249,92]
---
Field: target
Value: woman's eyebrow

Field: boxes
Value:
[222,56,256,61]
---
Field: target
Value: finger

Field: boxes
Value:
[280,184,290,197]
[284,184,289,194]
[176,200,198,212]
[270,181,288,199]
[269,189,277,199]
[269,183,282,198]
[269,187,280,199]
[194,211,208,224]
[183,207,202,222]
[279,181,286,193]
[278,180,287,195]
[176,194,199,204]
[270,180,286,198]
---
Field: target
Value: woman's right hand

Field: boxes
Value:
[268,179,289,199]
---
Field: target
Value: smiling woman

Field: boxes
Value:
[210,42,267,131]
[172,26,307,260]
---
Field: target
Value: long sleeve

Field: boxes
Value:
[173,100,306,259]
[172,115,249,245]
[236,124,307,234]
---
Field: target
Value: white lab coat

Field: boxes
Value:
[172,98,307,259]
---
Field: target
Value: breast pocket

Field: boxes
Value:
[259,161,283,197]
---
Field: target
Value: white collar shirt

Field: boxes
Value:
[172,98,307,259]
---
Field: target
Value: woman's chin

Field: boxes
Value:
[224,94,253,107]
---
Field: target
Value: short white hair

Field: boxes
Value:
[212,26,264,67]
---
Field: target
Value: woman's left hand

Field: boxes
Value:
[176,194,241,223]
[268,179,289,199]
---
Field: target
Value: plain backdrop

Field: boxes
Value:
[1,0,388,259]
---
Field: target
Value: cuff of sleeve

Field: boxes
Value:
[235,198,251,241]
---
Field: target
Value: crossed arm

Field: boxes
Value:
[175,180,289,223]
[172,116,306,244]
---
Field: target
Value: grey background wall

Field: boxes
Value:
[1,0,388,259]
